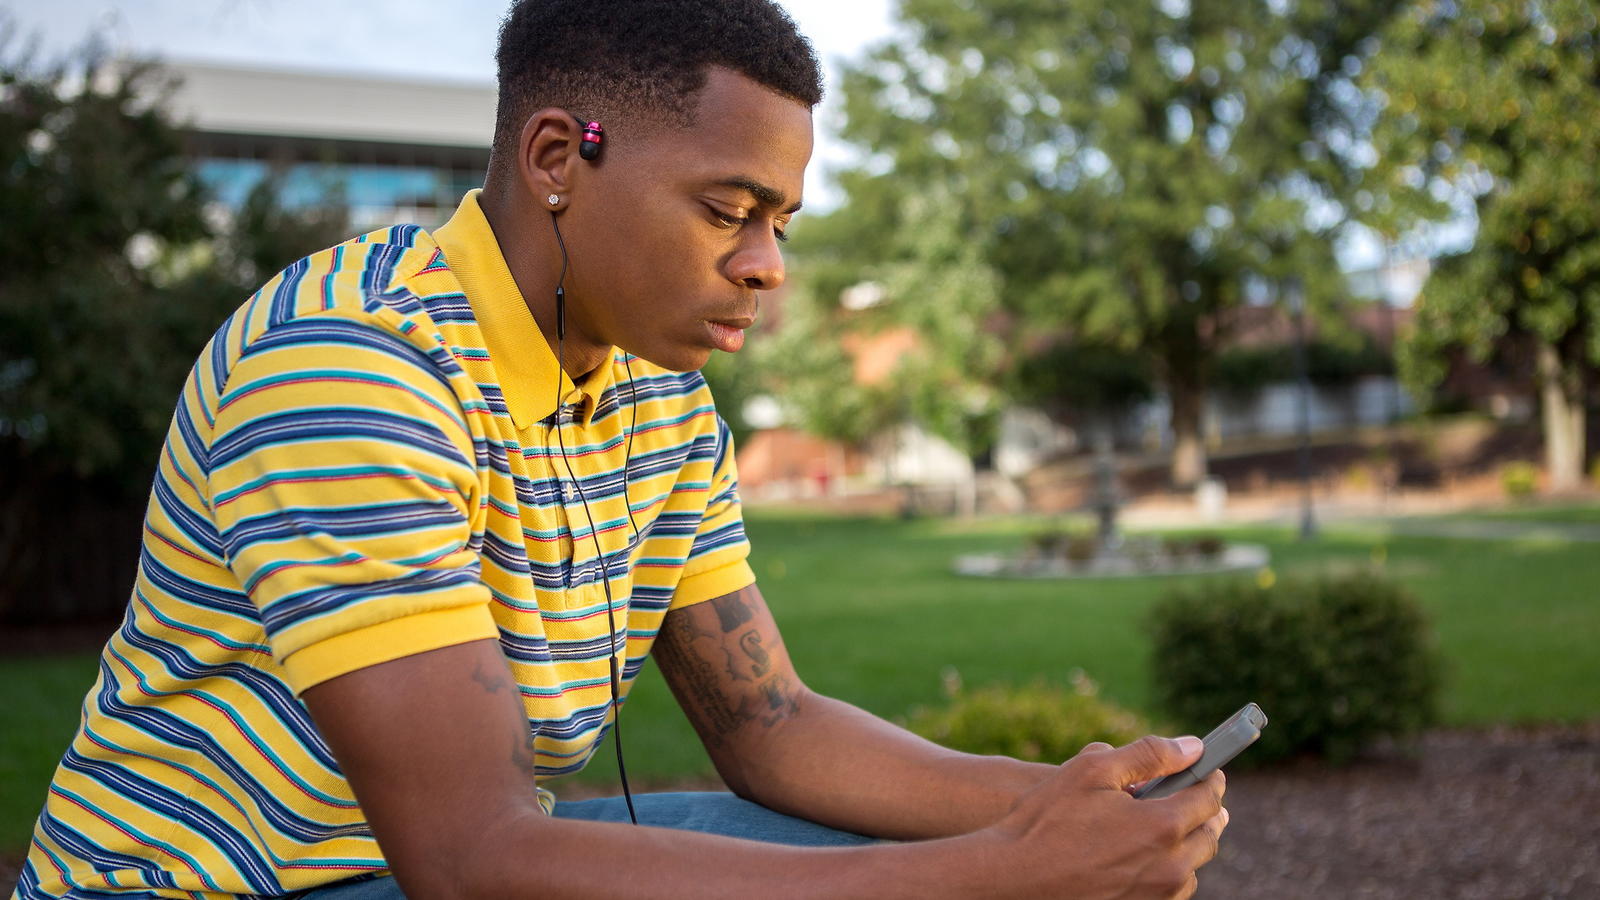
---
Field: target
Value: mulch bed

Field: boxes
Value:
[1197,721,1600,899]
[6,723,1596,897]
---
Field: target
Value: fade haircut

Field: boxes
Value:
[492,0,823,166]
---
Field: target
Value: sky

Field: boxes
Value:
[0,1,1439,273]
[0,0,898,209]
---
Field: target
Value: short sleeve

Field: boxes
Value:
[208,312,497,693]
[671,414,756,609]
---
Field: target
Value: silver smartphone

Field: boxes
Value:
[1133,703,1268,800]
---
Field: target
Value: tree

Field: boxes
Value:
[1366,0,1599,490]
[800,0,1400,487]
[0,36,349,621]
[768,180,1006,462]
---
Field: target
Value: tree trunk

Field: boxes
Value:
[1169,377,1208,489]
[1536,341,1586,492]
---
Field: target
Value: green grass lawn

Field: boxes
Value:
[1,654,99,858]
[6,504,1600,853]
[1439,502,1600,524]
[575,508,1600,789]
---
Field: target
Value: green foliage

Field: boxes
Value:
[1149,571,1441,765]
[1366,0,1600,482]
[0,46,351,495]
[697,345,758,450]
[0,49,212,491]
[791,0,1401,480]
[0,42,350,620]
[771,185,1006,458]
[1162,534,1226,562]
[1213,336,1394,392]
[757,282,905,447]
[904,671,1148,763]
[1500,461,1540,498]
[1012,340,1154,423]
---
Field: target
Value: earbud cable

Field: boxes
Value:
[550,212,638,825]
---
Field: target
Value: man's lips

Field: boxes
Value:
[705,317,752,352]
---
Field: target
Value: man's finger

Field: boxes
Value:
[1155,769,1226,840]
[1178,806,1229,874]
[1083,734,1203,789]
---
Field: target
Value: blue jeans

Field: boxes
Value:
[296,792,875,899]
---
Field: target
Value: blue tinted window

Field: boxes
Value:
[194,159,467,212]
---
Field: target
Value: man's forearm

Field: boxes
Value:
[456,808,1006,900]
[721,689,1058,841]
[653,587,1057,841]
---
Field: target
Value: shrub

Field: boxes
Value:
[1192,535,1226,560]
[1500,461,1540,498]
[905,671,1147,762]
[1064,534,1099,564]
[1164,534,1226,562]
[1148,571,1440,765]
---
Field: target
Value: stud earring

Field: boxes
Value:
[548,194,561,206]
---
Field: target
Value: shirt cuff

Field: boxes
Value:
[280,603,501,694]
[670,558,757,611]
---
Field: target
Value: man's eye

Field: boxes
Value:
[714,209,788,243]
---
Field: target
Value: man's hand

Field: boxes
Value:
[970,736,1229,899]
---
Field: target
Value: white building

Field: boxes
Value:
[160,60,495,229]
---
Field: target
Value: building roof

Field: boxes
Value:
[162,60,495,150]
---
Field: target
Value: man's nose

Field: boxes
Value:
[726,230,786,291]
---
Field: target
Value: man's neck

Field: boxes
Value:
[477,178,611,380]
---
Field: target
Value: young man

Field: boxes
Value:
[18,2,1227,898]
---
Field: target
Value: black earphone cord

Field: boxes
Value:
[550,211,641,825]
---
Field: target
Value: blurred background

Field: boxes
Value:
[2,1,1597,897]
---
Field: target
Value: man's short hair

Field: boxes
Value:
[492,0,824,163]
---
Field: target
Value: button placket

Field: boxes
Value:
[553,400,605,605]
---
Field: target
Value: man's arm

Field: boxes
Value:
[303,630,1227,899]
[651,584,1133,840]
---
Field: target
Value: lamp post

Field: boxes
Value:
[1287,278,1318,539]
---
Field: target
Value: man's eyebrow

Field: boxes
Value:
[712,177,803,214]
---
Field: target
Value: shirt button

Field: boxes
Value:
[562,482,576,501]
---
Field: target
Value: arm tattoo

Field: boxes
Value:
[714,593,755,632]
[655,587,802,749]
[739,631,772,677]
[472,661,535,771]
[471,662,507,694]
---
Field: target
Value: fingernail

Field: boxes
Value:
[1178,736,1203,755]
[1220,807,1230,826]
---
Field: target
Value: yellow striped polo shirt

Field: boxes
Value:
[19,191,755,899]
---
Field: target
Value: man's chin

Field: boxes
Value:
[624,344,715,374]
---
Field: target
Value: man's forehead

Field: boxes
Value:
[660,68,814,206]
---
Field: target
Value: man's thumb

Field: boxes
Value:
[1094,735,1203,788]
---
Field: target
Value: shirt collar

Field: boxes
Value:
[433,190,615,429]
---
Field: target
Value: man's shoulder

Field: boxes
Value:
[269,223,452,319]
[222,223,464,352]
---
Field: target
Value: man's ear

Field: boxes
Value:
[514,108,582,203]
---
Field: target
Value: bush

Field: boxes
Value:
[1064,534,1099,564]
[1500,461,1540,498]
[1148,571,1440,765]
[1162,534,1226,563]
[905,670,1148,762]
